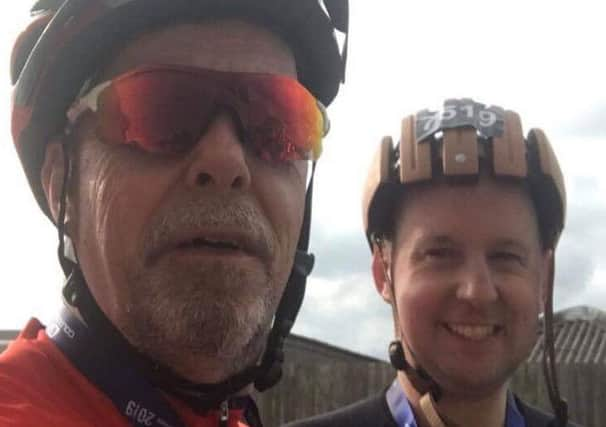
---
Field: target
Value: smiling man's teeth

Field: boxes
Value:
[448,324,496,340]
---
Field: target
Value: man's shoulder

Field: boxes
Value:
[0,319,123,426]
[0,318,67,399]
[0,319,65,424]
[516,396,583,427]
[0,318,48,378]
[285,391,397,427]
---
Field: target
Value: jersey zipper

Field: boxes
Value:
[219,400,229,427]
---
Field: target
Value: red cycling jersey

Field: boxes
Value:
[0,318,250,427]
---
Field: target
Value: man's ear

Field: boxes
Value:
[40,138,68,224]
[371,244,393,304]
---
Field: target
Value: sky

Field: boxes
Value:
[0,1,605,360]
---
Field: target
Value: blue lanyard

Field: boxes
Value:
[385,379,526,427]
[48,306,188,427]
[386,381,417,427]
[505,392,525,427]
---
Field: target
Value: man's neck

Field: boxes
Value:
[398,373,509,427]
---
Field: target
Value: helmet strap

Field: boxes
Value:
[542,256,568,426]
[374,238,443,402]
[255,162,316,391]
[57,138,78,277]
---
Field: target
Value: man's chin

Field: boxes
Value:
[122,265,278,374]
[436,367,515,400]
[152,252,268,283]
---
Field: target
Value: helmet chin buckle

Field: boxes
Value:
[254,357,283,392]
[389,339,447,427]
[388,340,443,403]
[388,340,408,371]
[293,250,315,277]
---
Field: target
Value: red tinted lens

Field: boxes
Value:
[90,66,326,160]
[231,74,325,161]
[95,69,217,154]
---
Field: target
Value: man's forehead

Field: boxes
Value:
[393,177,541,243]
[399,175,535,214]
[99,19,297,81]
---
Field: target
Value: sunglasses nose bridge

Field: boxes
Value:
[184,112,252,190]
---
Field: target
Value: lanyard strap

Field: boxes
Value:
[386,380,417,427]
[48,306,189,427]
[505,392,525,427]
[385,379,527,427]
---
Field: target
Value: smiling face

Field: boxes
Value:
[49,21,308,380]
[374,176,549,398]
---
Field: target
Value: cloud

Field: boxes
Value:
[554,176,606,310]
[309,225,370,279]
[294,273,393,360]
[558,102,606,138]
[297,226,393,359]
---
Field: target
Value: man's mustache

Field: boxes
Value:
[142,193,274,267]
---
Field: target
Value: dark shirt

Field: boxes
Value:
[285,384,580,427]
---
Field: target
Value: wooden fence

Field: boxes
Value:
[511,360,604,427]
[254,335,394,426]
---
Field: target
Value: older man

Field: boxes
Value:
[289,99,578,427]
[1,1,347,425]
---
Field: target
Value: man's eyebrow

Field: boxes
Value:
[492,238,530,253]
[412,234,457,246]
[410,235,531,251]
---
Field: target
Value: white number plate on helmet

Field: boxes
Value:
[415,99,505,143]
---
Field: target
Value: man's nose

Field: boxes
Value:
[455,256,499,306]
[184,113,252,190]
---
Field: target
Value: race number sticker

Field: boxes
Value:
[415,99,505,143]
